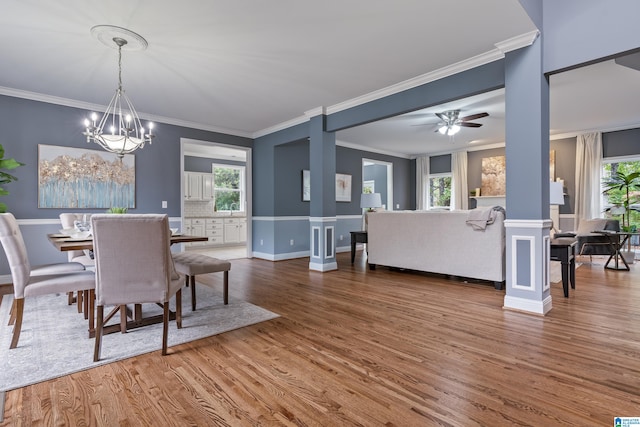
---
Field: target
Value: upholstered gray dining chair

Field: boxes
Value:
[59,213,95,313]
[91,214,183,362]
[0,213,95,349]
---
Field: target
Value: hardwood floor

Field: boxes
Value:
[2,252,640,426]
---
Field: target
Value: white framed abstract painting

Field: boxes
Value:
[38,144,135,209]
[336,173,352,202]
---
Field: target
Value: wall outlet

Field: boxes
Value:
[339,235,343,241]
[260,239,264,245]
[396,203,400,209]
[162,201,167,209]
[290,239,294,246]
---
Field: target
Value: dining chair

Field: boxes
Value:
[60,213,95,314]
[0,213,95,349]
[91,214,183,361]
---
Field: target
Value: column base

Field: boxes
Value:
[503,295,552,315]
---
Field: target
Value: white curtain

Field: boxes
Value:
[574,132,602,229]
[451,151,468,210]
[416,156,429,210]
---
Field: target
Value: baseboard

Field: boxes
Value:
[503,295,552,315]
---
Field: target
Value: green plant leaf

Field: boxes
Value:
[0,158,24,170]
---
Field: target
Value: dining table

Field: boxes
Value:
[47,232,209,337]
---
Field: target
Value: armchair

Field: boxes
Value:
[556,218,620,258]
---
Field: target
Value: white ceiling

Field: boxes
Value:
[1,1,638,158]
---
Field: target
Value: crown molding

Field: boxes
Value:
[253,115,309,138]
[494,30,540,54]
[304,106,326,118]
[0,86,253,139]
[336,139,411,159]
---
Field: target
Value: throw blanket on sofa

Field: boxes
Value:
[466,206,505,230]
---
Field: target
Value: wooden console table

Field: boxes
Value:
[350,231,368,264]
[550,238,577,297]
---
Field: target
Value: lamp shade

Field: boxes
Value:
[360,193,382,209]
[550,181,565,205]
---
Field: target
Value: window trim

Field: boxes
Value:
[427,171,452,210]
[212,163,245,212]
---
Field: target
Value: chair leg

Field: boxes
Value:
[223,271,229,305]
[94,305,104,362]
[88,289,95,334]
[119,305,127,333]
[83,290,89,320]
[68,291,74,305]
[162,302,169,356]
[77,290,83,313]
[8,298,16,326]
[9,298,24,349]
[176,289,182,329]
[190,275,196,311]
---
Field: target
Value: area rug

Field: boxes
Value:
[0,283,279,392]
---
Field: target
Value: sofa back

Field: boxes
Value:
[367,210,506,282]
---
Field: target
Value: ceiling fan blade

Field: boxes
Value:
[435,113,448,122]
[459,122,482,128]
[459,112,489,122]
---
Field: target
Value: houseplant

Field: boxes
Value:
[602,169,640,262]
[0,144,25,213]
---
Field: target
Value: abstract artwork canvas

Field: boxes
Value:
[481,155,506,196]
[38,144,135,208]
[336,173,352,202]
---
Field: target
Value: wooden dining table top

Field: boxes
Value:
[47,233,209,252]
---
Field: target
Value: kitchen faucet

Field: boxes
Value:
[229,202,238,215]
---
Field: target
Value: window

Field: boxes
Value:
[428,173,451,209]
[213,164,245,212]
[602,156,640,230]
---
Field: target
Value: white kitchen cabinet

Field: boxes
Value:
[184,218,206,246]
[223,218,240,243]
[184,172,214,201]
[206,218,224,245]
[201,174,215,200]
[222,217,247,244]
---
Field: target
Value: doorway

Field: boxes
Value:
[362,159,393,210]
[180,138,252,259]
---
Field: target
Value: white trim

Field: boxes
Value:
[326,50,505,116]
[252,250,310,261]
[337,140,411,159]
[251,215,361,222]
[503,295,552,315]
[494,30,540,54]
[309,261,338,272]
[504,219,552,229]
[325,226,335,259]
[311,226,320,258]
[511,235,536,291]
[252,216,309,222]
[550,121,640,141]
[16,217,183,226]
[304,107,326,118]
[309,217,337,223]
[0,274,11,285]
[543,235,551,292]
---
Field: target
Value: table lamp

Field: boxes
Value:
[550,181,565,234]
[360,192,382,230]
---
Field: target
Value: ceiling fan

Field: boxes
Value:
[433,110,489,136]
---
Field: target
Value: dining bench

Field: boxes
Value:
[172,252,231,310]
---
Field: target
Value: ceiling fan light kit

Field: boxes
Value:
[435,109,489,138]
[82,25,155,159]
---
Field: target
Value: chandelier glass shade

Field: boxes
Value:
[83,32,154,158]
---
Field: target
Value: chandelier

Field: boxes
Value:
[83,26,154,158]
